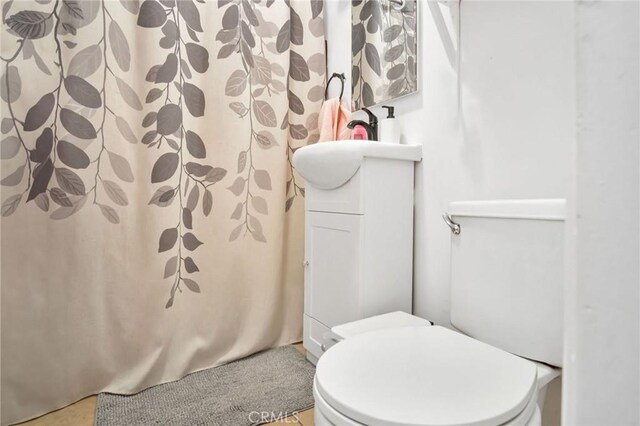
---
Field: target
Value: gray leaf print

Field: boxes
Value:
[383,24,402,43]
[55,167,85,195]
[177,0,203,32]
[29,128,53,162]
[158,228,178,252]
[64,76,102,109]
[204,168,226,184]
[101,180,129,206]
[222,4,238,30]
[229,223,243,242]
[289,124,308,140]
[0,65,20,103]
[237,151,247,173]
[149,186,176,207]
[151,152,179,183]
[34,193,49,212]
[182,278,200,293]
[156,54,178,83]
[115,77,142,110]
[182,233,202,251]
[60,108,97,139]
[115,116,137,144]
[251,56,272,86]
[182,208,193,229]
[384,44,404,63]
[252,100,276,127]
[276,20,290,53]
[160,20,178,49]
[68,45,102,78]
[108,151,135,183]
[365,43,381,77]
[6,10,53,39]
[185,162,212,177]
[352,23,365,56]
[120,0,140,14]
[49,195,87,220]
[0,136,20,159]
[156,104,182,135]
[1,118,13,134]
[185,43,209,73]
[254,169,271,190]
[58,1,100,35]
[50,188,73,207]
[186,185,199,211]
[290,8,303,45]
[1,194,22,217]
[202,189,212,216]
[251,196,267,214]
[183,83,205,117]
[57,140,90,169]
[231,202,243,220]
[185,131,206,159]
[288,90,304,115]
[27,159,53,201]
[255,131,278,149]
[387,63,405,80]
[225,70,247,97]
[227,177,245,196]
[289,51,310,82]
[108,20,131,72]
[23,93,54,131]
[184,257,199,273]
[229,102,248,116]
[241,0,258,26]
[164,256,178,278]
[98,204,120,224]
[311,0,323,19]
[137,0,167,28]
[0,164,25,187]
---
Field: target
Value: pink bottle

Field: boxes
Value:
[351,124,368,140]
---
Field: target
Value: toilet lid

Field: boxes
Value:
[315,326,538,426]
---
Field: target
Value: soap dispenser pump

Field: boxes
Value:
[379,106,399,144]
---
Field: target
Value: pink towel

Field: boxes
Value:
[317,98,352,142]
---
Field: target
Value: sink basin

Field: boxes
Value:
[292,140,422,190]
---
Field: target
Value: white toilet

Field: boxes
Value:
[313,199,566,426]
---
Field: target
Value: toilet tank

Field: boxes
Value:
[448,199,565,367]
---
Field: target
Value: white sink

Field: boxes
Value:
[292,140,422,190]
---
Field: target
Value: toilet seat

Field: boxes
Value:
[314,326,539,426]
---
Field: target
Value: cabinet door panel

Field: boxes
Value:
[304,212,362,327]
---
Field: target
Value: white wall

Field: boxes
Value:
[563,1,640,424]
[324,0,574,326]
[324,0,639,422]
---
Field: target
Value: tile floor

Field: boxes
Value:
[17,343,314,426]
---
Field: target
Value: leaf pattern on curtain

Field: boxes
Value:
[1,1,138,222]
[217,0,325,242]
[1,0,325,308]
[136,0,227,307]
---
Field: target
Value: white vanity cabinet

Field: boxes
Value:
[293,141,422,363]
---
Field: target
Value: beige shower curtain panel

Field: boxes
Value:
[0,0,325,423]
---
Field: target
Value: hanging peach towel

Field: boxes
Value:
[317,98,352,142]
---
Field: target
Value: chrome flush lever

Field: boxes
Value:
[442,214,461,235]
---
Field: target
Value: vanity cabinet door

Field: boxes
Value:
[304,212,362,328]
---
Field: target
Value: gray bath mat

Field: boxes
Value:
[95,345,315,426]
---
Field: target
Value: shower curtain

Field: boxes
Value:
[0,0,325,423]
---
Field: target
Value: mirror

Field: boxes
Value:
[351,0,418,110]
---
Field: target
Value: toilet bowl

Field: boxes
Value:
[313,325,559,426]
[308,200,565,426]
